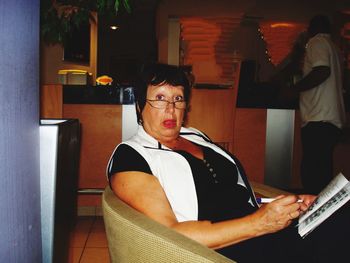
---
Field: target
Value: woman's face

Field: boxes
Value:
[141,84,186,144]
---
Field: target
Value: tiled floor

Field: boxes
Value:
[68,216,110,263]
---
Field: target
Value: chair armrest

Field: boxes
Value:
[102,186,235,263]
[250,181,291,197]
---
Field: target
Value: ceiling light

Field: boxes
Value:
[270,23,295,28]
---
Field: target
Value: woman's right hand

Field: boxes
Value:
[250,195,302,235]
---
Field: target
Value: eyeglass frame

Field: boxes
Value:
[146,99,187,109]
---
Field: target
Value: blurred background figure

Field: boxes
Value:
[282,14,346,194]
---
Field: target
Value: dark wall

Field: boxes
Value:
[0,0,41,261]
[97,1,159,84]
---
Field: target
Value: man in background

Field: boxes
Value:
[291,15,346,194]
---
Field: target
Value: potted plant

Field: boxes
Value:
[40,0,131,46]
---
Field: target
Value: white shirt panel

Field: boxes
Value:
[300,33,346,128]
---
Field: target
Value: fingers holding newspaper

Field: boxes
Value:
[254,173,350,238]
[256,194,317,212]
[251,195,303,234]
[297,194,317,212]
[297,173,350,237]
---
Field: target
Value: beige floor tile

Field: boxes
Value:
[80,248,111,263]
[86,229,108,248]
[67,247,84,263]
[73,216,95,232]
[70,217,95,248]
[70,231,90,248]
[85,217,108,247]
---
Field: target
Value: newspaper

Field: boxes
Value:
[298,173,350,237]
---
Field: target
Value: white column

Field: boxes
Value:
[264,109,295,189]
[168,17,180,66]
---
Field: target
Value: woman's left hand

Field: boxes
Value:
[297,194,317,212]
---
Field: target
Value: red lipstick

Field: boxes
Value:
[163,119,176,128]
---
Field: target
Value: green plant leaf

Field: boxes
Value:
[114,0,120,14]
[123,0,131,13]
[40,0,133,45]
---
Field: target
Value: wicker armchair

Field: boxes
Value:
[102,182,290,263]
[102,186,235,263]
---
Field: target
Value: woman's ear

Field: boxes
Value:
[135,102,143,124]
[136,102,142,115]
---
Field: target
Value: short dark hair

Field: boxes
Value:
[134,63,191,124]
[308,15,331,37]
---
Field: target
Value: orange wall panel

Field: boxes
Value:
[233,108,267,183]
[40,85,63,118]
[78,195,102,207]
[187,87,238,152]
[63,104,122,191]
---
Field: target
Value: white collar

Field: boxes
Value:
[136,125,209,150]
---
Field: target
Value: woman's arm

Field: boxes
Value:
[111,171,302,250]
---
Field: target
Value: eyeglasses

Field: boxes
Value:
[146,99,187,109]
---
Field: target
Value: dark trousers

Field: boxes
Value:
[300,121,342,194]
[216,203,350,263]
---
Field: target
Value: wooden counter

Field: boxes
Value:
[42,84,350,206]
[41,85,240,206]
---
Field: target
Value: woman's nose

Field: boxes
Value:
[165,101,176,111]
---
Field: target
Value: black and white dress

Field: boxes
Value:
[107,126,350,263]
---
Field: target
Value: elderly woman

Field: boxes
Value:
[107,63,350,262]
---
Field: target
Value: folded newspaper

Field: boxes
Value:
[298,173,350,237]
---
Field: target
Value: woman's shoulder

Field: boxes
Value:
[115,143,140,156]
[108,143,152,178]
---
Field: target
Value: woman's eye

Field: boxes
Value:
[174,95,183,101]
[155,95,165,100]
